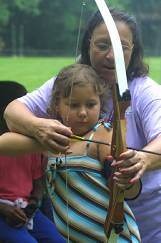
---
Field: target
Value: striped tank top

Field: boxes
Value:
[46,124,141,242]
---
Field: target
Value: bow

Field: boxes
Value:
[94,0,129,240]
[104,86,130,239]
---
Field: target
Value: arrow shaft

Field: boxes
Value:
[70,135,161,156]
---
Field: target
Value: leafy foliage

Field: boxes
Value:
[0,0,160,56]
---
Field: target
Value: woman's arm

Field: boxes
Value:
[142,135,161,171]
[4,100,72,153]
[4,100,39,135]
[4,78,72,152]
[117,79,161,183]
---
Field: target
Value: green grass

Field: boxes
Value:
[0,56,160,91]
[145,57,161,83]
[0,57,74,91]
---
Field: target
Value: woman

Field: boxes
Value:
[4,8,161,242]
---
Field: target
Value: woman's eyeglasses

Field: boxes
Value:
[93,41,133,53]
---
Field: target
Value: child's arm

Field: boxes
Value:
[0,132,44,156]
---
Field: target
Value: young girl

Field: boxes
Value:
[0,64,141,242]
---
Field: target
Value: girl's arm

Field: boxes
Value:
[0,132,44,156]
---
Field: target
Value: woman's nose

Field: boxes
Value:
[105,47,114,59]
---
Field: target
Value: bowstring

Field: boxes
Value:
[65,154,70,243]
[65,1,86,241]
[65,0,86,123]
[75,0,86,60]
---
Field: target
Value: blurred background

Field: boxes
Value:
[0,0,161,90]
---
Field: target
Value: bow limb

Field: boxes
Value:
[94,0,128,96]
[94,0,130,240]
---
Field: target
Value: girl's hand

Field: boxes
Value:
[2,204,28,227]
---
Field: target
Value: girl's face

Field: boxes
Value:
[89,21,133,84]
[57,84,101,136]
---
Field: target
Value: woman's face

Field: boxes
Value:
[89,21,133,84]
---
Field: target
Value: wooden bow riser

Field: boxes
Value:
[105,84,130,238]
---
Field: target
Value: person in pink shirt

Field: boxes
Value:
[4,8,161,242]
[0,81,65,243]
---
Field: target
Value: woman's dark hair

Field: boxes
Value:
[0,81,27,134]
[80,8,149,80]
[48,63,108,118]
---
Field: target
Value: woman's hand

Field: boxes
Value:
[111,150,147,186]
[33,118,72,153]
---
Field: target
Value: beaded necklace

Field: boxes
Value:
[99,110,114,129]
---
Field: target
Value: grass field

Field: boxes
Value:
[0,57,74,91]
[0,56,160,91]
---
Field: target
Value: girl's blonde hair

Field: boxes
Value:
[48,64,109,118]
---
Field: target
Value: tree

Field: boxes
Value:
[0,0,41,53]
[0,0,41,26]
[0,0,160,56]
[126,0,161,55]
